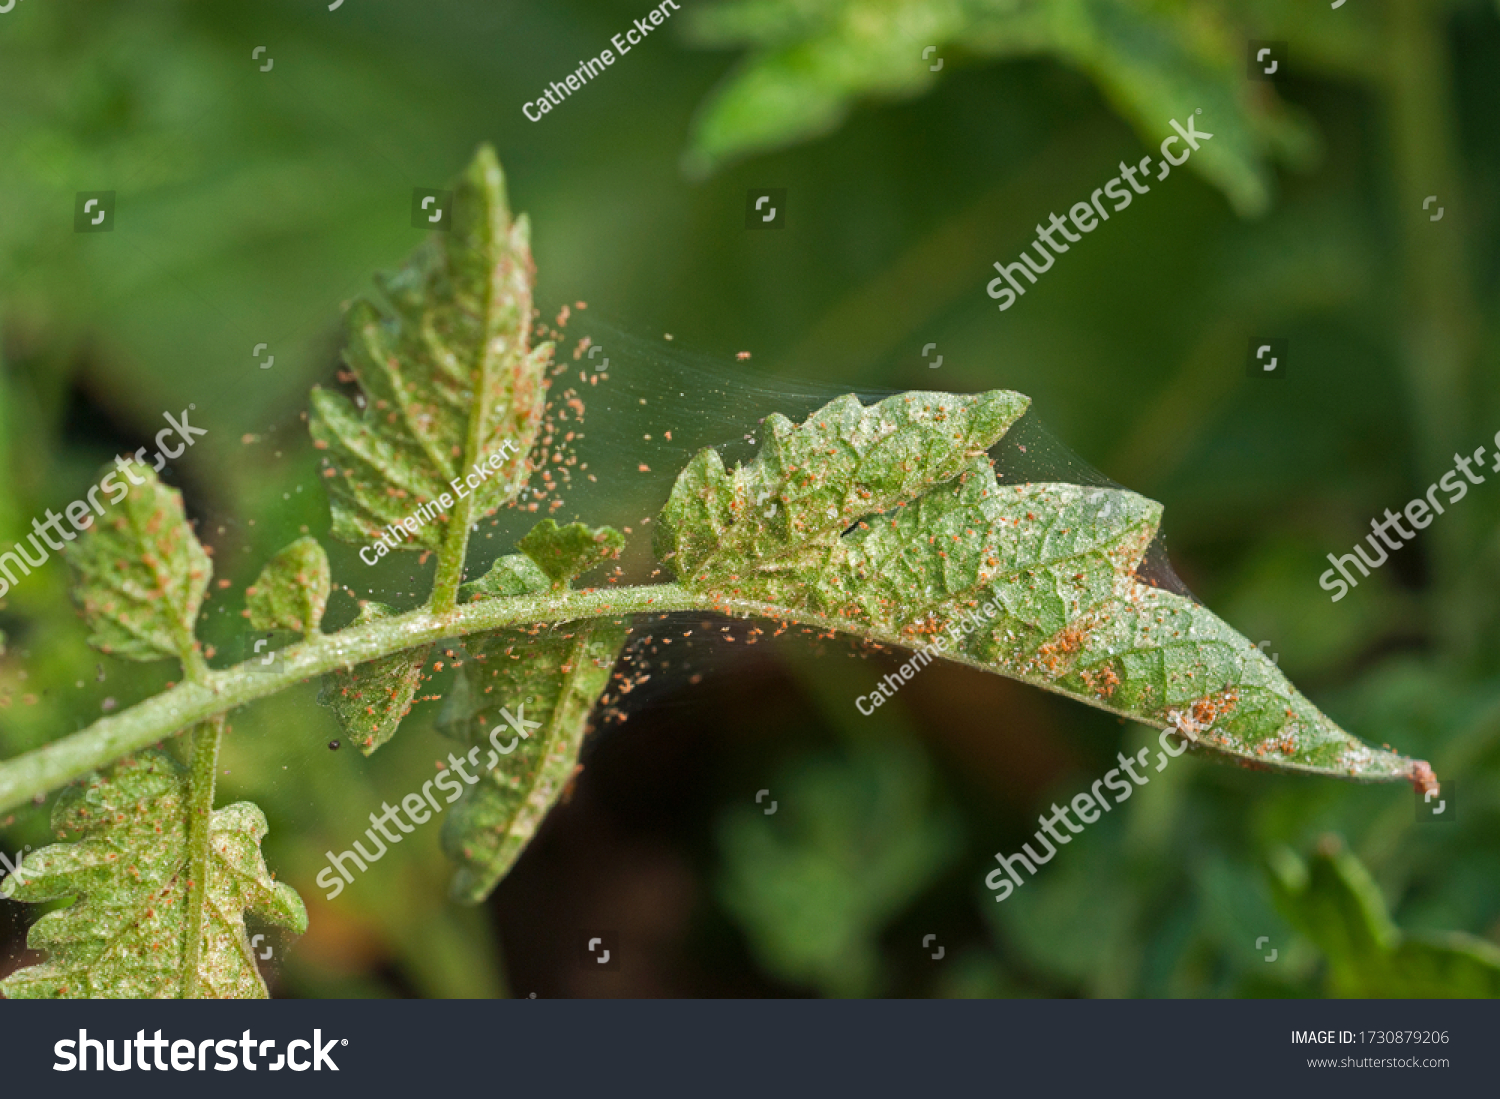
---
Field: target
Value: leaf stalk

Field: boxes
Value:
[180,716,223,998]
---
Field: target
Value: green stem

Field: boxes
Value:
[1383,0,1478,656]
[179,715,223,998]
[0,584,700,816]
[430,243,502,614]
[430,410,484,613]
[0,570,1428,817]
[429,502,474,615]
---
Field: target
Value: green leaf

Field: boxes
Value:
[517,518,626,588]
[65,460,210,664]
[684,0,1315,215]
[656,389,1030,586]
[309,144,549,553]
[657,389,1430,785]
[246,536,331,638]
[317,601,432,756]
[437,617,630,904]
[683,0,954,177]
[0,750,306,999]
[1270,837,1500,997]
[460,552,551,602]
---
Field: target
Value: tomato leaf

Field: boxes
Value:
[246,536,331,638]
[317,601,432,756]
[657,389,1430,785]
[0,750,305,999]
[65,461,210,665]
[437,616,629,904]
[310,144,549,553]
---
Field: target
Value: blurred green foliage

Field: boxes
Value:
[1270,836,1500,997]
[683,0,1317,214]
[2,0,1499,998]
[717,737,959,997]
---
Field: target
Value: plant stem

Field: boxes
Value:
[429,399,486,613]
[1383,0,1478,656]
[179,715,223,998]
[0,577,1433,816]
[430,238,502,614]
[0,583,699,815]
[429,506,473,615]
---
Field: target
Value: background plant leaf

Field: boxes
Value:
[437,616,630,904]
[716,738,959,997]
[683,0,1316,215]
[0,750,305,999]
[309,144,549,552]
[658,390,1429,785]
[64,460,210,664]
[245,536,330,638]
[1270,837,1500,997]
[317,601,432,757]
